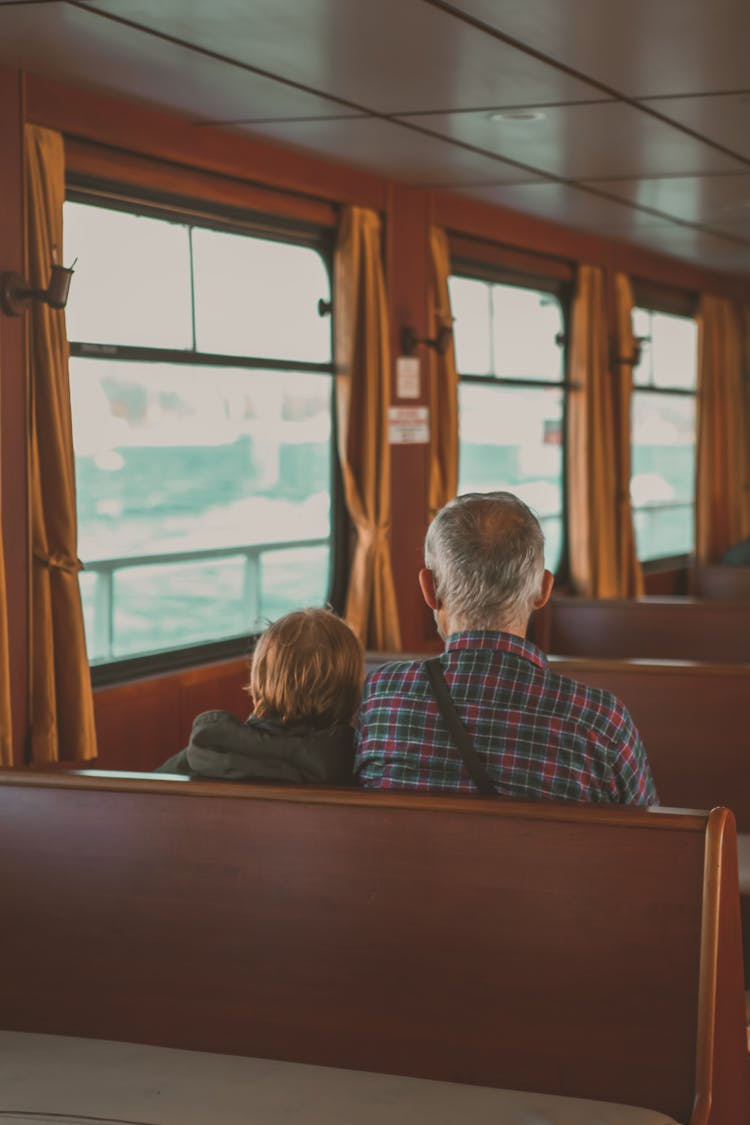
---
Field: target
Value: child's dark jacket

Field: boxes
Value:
[155,711,355,785]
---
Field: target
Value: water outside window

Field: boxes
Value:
[65,200,334,665]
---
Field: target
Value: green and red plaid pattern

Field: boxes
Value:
[355,632,657,805]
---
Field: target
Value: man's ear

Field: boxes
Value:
[533,568,554,611]
[419,567,439,609]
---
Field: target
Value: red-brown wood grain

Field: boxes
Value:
[0,775,746,1124]
[546,596,750,663]
[0,68,27,768]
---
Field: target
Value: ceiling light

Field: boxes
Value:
[490,109,546,123]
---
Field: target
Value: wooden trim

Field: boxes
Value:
[547,655,750,680]
[435,190,750,304]
[0,768,708,828]
[26,74,387,212]
[692,806,727,1125]
[65,138,338,229]
[448,232,574,284]
[632,278,699,318]
[0,68,28,767]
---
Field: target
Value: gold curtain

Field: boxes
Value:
[695,295,748,562]
[612,274,644,596]
[334,206,401,650]
[27,124,97,763]
[427,228,458,518]
[567,265,621,597]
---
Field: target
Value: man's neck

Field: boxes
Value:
[440,617,528,642]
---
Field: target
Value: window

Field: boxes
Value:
[630,307,698,562]
[448,273,567,572]
[65,197,336,670]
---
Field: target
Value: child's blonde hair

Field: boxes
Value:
[248,608,364,726]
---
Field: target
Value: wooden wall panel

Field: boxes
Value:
[93,675,182,771]
[26,75,387,213]
[0,68,27,767]
[0,68,744,768]
[92,656,249,771]
[385,184,432,652]
[435,189,750,302]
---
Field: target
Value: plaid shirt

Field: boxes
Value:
[355,631,657,805]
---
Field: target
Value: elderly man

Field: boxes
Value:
[355,492,656,804]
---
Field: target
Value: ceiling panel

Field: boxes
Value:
[640,94,750,162]
[447,0,750,99]
[398,103,745,181]
[625,223,750,273]
[79,0,601,114]
[457,182,671,235]
[582,174,750,228]
[233,117,542,186]
[0,3,361,122]
[0,0,746,277]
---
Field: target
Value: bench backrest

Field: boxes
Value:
[366,652,750,833]
[541,597,750,663]
[551,658,750,832]
[0,774,747,1124]
[692,565,750,601]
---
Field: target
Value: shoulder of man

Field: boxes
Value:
[545,666,639,743]
[363,657,430,696]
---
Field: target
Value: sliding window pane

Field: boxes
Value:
[631,392,696,561]
[491,284,564,382]
[192,228,331,362]
[64,202,193,348]
[633,308,697,390]
[448,276,492,375]
[458,382,563,571]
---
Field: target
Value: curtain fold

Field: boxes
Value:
[334,206,401,651]
[27,124,97,763]
[566,265,621,597]
[695,295,748,562]
[427,228,459,518]
[612,274,644,596]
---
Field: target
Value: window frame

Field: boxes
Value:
[629,289,699,570]
[66,180,347,686]
[449,257,574,579]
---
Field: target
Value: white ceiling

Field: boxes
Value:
[2,0,750,275]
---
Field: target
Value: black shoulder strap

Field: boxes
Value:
[424,658,498,796]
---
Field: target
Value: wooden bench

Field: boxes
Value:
[691,565,750,602]
[550,658,750,832]
[0,772,747,1124]
[366,652,750,831]
[536,597,750,663]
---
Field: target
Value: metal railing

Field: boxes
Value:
[82,538,329,661]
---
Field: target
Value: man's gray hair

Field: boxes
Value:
[424,492,546,631]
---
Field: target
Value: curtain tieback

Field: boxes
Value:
[34,551,83,574]
[355,523,391,550]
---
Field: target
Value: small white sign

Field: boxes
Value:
[396,356,421,399]
[389,406,430,445]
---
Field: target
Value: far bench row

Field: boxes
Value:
[534,595,750,664]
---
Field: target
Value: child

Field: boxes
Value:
[156,608,364,785]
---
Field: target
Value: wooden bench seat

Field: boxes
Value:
[0,772,747,1124]
[0,1030,682,1125]
[538,597,750,663]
